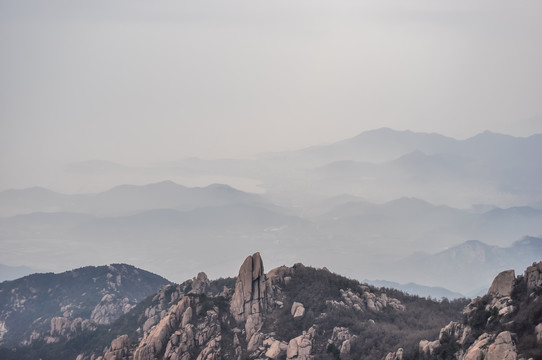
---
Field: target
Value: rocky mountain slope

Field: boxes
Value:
[0,264,170,347]
[407,261,542,360]
[0,253,468,360]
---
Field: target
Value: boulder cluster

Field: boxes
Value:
[327,287,405,313]
[410,261,542,360]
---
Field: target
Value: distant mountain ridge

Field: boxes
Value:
[382,236,542,294]
[363,279,465,300]
[0,181,268,217]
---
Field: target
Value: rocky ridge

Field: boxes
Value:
[77,253,415,360]
[404,261,542,360]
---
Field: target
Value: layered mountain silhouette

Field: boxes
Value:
[0,181,270,217]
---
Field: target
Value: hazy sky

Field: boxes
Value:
[1,0,542,191]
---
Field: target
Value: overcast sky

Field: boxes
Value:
[1,0,541,192]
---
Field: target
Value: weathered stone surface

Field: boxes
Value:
[103,334,130,360]
[189,272,209,295]
[245,312,263,342]
[265,340,288,359]
[196,335,221,360]
[328,327,357,355]
[181,307,193,328]
[327,288,405,313]
[230,253,270,323]
[488,270,516,297]
[133,296,192,360]
[486,331,517,360]
[287,327,315,360]
[463,333,493,360]
[419,340,440,356]
[439,321,470,345]
[385,348,403,360]
[247,331,264,353]
[50,317,70,336]
[90,294,133,325]
[536,323,542,344]
[525,262,542,292]
[291,302,305,318]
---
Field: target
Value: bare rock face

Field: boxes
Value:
[418,321,471,358]
[385,348,403,360]
[189,272,209,295]
[486,331,517,360]
[291,302,305,318]
[103,334,130,360]
[525,262,542,292]
[90,294,133,325]
[461,331,518,360]
[133,296,193,360]
[419,339,440,356]
[46,316,93,344]
[327,288,405,313]
[488,270,516,297]
[438,321,470,346]
[463,333,493,360]
[230,252,270,323]
[536,323,542,344]
[329,327,356,356]
[265,339,288,359]
[287,326,315,360]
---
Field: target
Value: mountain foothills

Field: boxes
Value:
[1,254,541,360]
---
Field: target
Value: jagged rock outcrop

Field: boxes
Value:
[91,294,133,325]
[461,331,518,360]
[103,334,130,360]
[189,272,210,295]
[488,270,515,297]
[525,261,542,291]
[44,316,94,344]
[230,252,270,323]
[486,331,517,360]
[327,287,405,313]
[287,326,315,360]
[264,338,288,359]
[417,263,542,360]
[385,348,403,360]
[329,327,356,355]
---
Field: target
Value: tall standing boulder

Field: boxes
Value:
[230,252,270,322]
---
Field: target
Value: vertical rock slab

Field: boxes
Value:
[230,252,269,323]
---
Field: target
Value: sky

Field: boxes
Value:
[1,0,542,192]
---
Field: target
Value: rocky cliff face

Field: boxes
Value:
[412,261,542,360]
[0,264,169,346]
